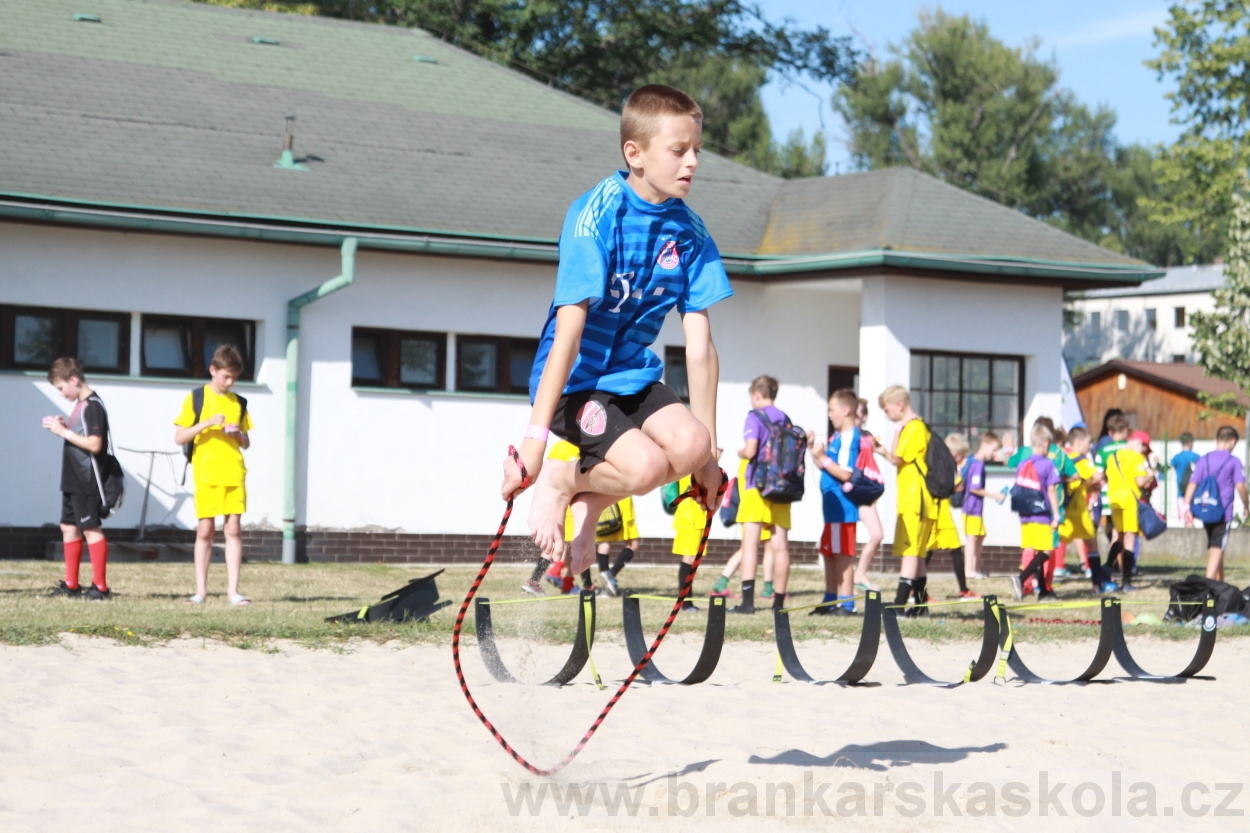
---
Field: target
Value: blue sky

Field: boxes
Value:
[757,1,1180,171]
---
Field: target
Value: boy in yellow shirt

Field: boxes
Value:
[1058,426,1104,592]
[873,385,936,614]
[1105,424,1156,592]
[174,346,253,605]
[932,433,978,600]
[671,474,707,612]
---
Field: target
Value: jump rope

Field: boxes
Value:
[451,446,727,776]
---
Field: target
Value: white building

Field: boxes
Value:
[0,0,1160,566]
[1064,264,1224,371]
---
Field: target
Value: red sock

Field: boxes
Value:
[63,539,83,588]
[561,576,575,593]
[87,538,108,591]
[546,561,564,580]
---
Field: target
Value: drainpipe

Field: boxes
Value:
[283,237,357,564]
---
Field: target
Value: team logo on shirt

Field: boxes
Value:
[657,239,680,269]
[577,401,608,437]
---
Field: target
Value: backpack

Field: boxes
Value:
[182,385,248,482]
[749,409,807,504]
[916,422,956,499]
[950,459,971,509]
[660,481,682,515]
[1165,575,1248,622]
[1190,457,1233,525]
[596,503,623,538]
[842,427,885,507]
[1009,460,1049,516]
[719,477,740,526]
[1111,452,1167,540]
[85,394,125,519]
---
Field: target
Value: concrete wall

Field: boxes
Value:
[1,223,1074,551]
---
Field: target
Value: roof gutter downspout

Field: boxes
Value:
[283,237,357,564]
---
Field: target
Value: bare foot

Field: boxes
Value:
[528,456,577,558]
[566,492,618,574]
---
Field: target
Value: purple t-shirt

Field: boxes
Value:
[962,458,986,517]
[1018,454,1060,525]
[744,405,787,485]
[1191,449,1245,523]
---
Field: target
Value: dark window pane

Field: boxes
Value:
[203,323,248,372]
[992,394,1018,428]
[992,360,1018,394]
[965,392,990,427]
[352,333,383,382]
[933,356,960,390]
[666,356,689,401]
[14,314,60,365]
[910,354,929,390]
[400,337,439,386]
[912,390,928,422]
[78,319,120,369]
[144,323,189,370]
[934,391,960,425]
[459,341,497,389]
[963,358,990,391]
[508,342,535,391]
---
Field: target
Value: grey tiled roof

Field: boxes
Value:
[0,0,1153,271]
[1079,264,1225,298]
[760,168,1141,265]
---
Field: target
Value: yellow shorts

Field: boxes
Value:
[1059,509,1096,543]
[928,523,962,551]
[549,439,580,462]
[964,514,986,537]
[673,526,703,557]
[195,484,245,519]
[736,486,790,529]
[1111,504,1139,535]
[893,513,933,558]
[1021,522,1055,552]
[563,498,640,544]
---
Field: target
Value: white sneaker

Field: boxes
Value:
[600,570,619,597]
[1009,576,1024,601]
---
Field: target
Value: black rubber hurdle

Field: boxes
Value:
[474,589,597,686]
[772,590,882,685]
[1111,596,1218,682]
[994,597,1117,685]
[883,596,1000,687]
[621,592,726,685]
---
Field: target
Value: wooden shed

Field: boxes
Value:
[1073,360,1248,440]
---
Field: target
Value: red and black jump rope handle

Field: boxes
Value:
[451,446,728,777]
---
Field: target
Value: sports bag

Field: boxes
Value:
[915,422,956,499]
[1111,452,1166,539]
[84,394,125,519]
[1165,575,1247,622]
[1190,457,1233,525]
[750,409,806,503]
[1009,460,1049,517]
[843,427,885,507]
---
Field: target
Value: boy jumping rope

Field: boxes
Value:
[501,85,730,567]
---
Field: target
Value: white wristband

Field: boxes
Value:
[523,424,550,442]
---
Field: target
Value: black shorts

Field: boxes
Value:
[1203,520,1231,551]
[61,491,104,531]
[551,383,684,472]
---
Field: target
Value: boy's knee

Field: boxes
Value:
[669,421,712,466]
[616,444,669,492]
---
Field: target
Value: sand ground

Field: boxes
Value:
[0,630,1246,832]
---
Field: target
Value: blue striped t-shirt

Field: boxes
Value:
[528,172,734,398]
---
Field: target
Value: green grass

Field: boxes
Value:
[0,555,1244,648]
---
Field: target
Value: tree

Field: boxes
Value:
[196,0,853,177]
[1145,1,1250,263]
[1189,178,1250,409]
[834,10,1196,264]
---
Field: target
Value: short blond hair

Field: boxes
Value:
[620,85,702,161]
[1031,424,1053,448]
[878,385,909,409]
[945,433,970,459]
[48,356,85,385]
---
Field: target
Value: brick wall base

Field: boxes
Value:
[1,526,1028,575]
